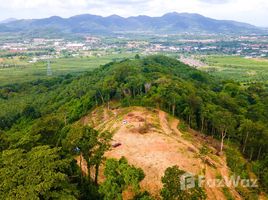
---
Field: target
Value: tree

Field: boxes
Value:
[0,131,8,151]
[183,94,202,128]
[99,157,145,200]
[134,191,154,200]
[64,125,111,182]
[21,105,40,119]
[92,131,112,184]
[252,155,268,191]
[239,119,255,153]
[246,122,267,161]
[0,146,77,199]
[65,125,98,179]
[135,54,141,59]
[97,76,118,109]
[213,110,236,152]
[30,116,64,146]
[200,104,211,132]
[161,166,206,200]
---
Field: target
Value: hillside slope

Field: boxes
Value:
[1,55,267,198]
[81,105,242,200]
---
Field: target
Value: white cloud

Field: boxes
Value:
[0,0,267,26]
[199,0,230,4]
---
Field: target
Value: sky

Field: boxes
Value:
[0,0,267,27]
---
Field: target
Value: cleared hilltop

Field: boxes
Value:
[77,105,243,199]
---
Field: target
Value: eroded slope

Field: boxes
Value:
[81,106,242,200]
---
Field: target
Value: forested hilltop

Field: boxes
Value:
[0,55,267,199]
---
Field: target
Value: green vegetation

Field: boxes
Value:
[161,166,206,200]
[99,157,145,200]
[0,53,135,86]
[225,147,250,179]
[0,55,267,199]
[178,121,188,132]
[199,145,212,157]
[0,146,77,199]
[64,125,112,184]
[201,56,268,83]
[222,187,234,200]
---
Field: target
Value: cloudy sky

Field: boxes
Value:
[0,0,267,27]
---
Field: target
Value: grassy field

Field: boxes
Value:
[0,53,135,86]
[201,56,268,83]
[2,54,268,86]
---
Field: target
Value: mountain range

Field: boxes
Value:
[0,12,265,35]
[0,18,17,24]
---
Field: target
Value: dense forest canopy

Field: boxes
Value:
[0,55,267,199]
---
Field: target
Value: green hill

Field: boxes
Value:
[0,55,267,199]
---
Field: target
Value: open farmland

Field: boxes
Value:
[200,56,268,84]
[0,53,135,86]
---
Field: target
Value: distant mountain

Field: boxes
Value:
[0,12,264,35]
[0,18,17,24]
